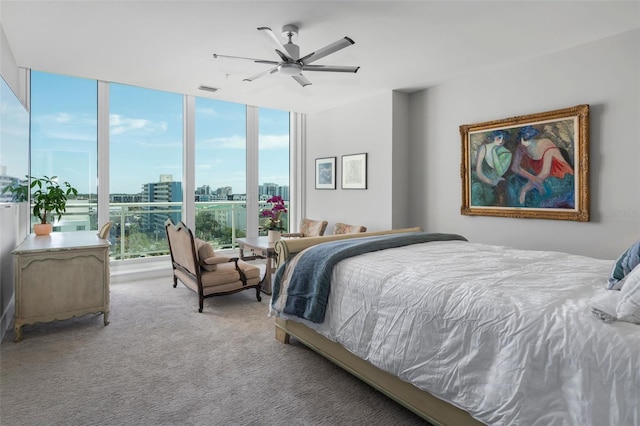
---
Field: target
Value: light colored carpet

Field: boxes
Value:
[0,274,428,426]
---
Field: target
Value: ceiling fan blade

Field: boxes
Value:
[303,64,360,73]
[213,54,278,65]
[292,74,312,87]
[275,49,290,62]
[299,37,355,65]
[243,66,279,82]
[257,27,294,60]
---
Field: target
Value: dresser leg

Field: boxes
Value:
[14,325,22,342]
[103,311,110,326]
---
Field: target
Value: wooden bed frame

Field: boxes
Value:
[273,229,484,426]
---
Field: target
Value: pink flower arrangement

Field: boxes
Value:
[260,195,287,231]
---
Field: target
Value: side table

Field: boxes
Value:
[236,236,277,295]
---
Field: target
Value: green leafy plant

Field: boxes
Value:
[29,175,78,224]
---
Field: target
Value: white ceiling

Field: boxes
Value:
[1,1,639,114]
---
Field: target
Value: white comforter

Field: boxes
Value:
[275,240,640,426]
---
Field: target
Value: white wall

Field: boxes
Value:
[408,29,639,260]
[307,29,639,260]
[1,23,26,106]
[0,21,24,342]
[306,91,398,233]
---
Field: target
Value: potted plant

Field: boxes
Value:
[259,195,287,241]
[29,175,78,235]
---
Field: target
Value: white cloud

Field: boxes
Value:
[138,140,182,149]
[199,135,246,149]
[195,106,219,117]
[196,133,289,150]
[109,114,168,135]
[53,112,73,123]
[33,112,96,127]
[31,112,97,142]
[259,133,289,150]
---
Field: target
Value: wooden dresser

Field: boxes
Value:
[12,231,110,342]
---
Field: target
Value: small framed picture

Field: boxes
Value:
[341,153,367,189]
[315,157,336,189]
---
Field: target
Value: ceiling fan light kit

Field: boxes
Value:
[213,24,359,87]
[278,62,302,76]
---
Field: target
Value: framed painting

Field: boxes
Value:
[460,104,590,222]
[315,157,336,189]
[342,153,367,189]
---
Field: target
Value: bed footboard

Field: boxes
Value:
[275,317,483,426]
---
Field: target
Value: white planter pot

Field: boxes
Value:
[267,230,281,242]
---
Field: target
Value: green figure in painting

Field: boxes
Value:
[472,130,513,207]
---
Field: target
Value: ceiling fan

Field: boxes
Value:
[213,24,359,87]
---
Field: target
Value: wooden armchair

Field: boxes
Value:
[98,221,113,239]
[333,223,367,234]
[282,218,328,238]
[165,219,261,312]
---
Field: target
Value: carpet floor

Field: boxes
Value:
[1,274,429,426]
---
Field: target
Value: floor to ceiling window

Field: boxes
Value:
[109,83,183,259]
[30,71,97,232]
[194,98,247,247]
[258,107,290,233]
[28,70,295,259]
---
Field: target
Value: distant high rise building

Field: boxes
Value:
[278,185,289,201]
[141,175,183,233]
[260,182,278,197]
[258,183,289,201]
[196,185,211,195]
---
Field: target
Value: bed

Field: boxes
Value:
[270,230,640,426]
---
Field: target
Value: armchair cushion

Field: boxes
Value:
[300,218,328,237]
[283,218,328,238]
[196,238,225,271]
[334,223,367,234]
[196,238,215,259]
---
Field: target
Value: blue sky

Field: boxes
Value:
[28,71,290,194]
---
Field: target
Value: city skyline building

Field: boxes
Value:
[141,174,183,233]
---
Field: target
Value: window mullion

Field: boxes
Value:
[246,106,259,238]
[183,95,196,229]
[97,80,110,229]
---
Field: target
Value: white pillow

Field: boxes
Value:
[616,265,640,324]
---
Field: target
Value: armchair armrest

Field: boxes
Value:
[200,255,233,271]
[228,257,249,286]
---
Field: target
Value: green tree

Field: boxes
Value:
[195,210,219,241]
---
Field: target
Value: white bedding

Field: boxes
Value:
[274,240,640,426]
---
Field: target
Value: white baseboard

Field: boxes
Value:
[110,255,173,284]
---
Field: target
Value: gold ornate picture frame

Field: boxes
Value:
[460,104,590,222]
